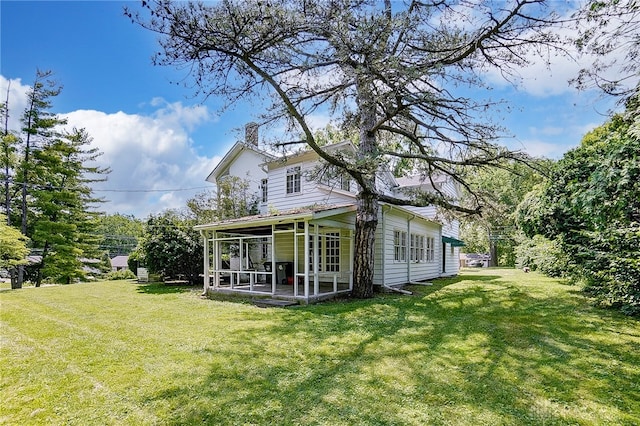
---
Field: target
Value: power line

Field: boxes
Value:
[2,177,210,193]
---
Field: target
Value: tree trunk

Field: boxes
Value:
[351,72,379,298]
[352,190,379,298]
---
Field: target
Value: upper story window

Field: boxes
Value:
[286,166,301,194]
[261,178,268,203]
[320,166,352,192]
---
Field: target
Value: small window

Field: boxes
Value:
[261,179,268,203]
[394,230,407,262]
[286,166,301,194]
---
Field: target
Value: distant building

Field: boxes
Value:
[110,256,129,271]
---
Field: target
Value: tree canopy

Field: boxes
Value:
[519,94,640,315]
[0,214,29,269]
[128,0,576,297]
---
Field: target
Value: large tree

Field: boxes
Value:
[129,0,570,297]
[94,213,144,257]
[518,94,640,315]
[140,210,203,284]
[459,158,551,266]
[572,0,639,100]
[29,128,109,285]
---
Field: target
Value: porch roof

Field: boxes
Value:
[194,203,356,232]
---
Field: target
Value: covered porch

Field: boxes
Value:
[195,205,356,303]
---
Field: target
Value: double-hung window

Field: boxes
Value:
[286,166,301,194]
[425,237,435,262]
[410,234,425,262]
[394,230,407,262]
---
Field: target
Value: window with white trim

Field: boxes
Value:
[410,233,425,262]
[325,232,340,272]
[286,166,301,194]
[426,237,435,262]
[261,178,268,203]
[309,233,340,272]
[394,230,407,262]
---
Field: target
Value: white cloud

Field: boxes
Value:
[61,105,221,217]
[1,74,222,217]
[510,138,570,158]
[0,76,30,131]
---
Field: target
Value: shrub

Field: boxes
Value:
[105,269,137,280]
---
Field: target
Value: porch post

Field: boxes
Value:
[349,229,354,291]
[304,221,310,298]
[270,225,276,294]
[214,231,220,288]
[202,231,209,295]
[294,223,299,298]
[313,224,319,296]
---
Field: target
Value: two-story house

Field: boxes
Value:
[195,124,464,303]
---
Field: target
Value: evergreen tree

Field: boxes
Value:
[29,128,109,285]
[13,70,67,287]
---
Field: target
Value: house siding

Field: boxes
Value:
[373,207,443,286]
[266,161,356,212]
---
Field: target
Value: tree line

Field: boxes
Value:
[1,70,109,288]
[2,1,637,317]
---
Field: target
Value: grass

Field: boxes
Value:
[1,269,639,425]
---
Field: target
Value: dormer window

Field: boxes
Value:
[286,166,301,194]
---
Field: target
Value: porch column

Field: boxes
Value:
[270,225,276,294]
[304,221,310,298]
[313,224,319,296]
[202,231,209,295]
[294,224,300,298]
[349,229,354,291]
[214,232,220,288]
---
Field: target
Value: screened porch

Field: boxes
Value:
[197,207,356,303]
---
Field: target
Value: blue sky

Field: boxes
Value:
[0,1,622,217]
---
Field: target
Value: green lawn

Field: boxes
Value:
[1,269,638,425]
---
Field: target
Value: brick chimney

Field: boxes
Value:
[245,122,259,147]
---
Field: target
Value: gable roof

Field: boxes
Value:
[110,255,129,268]
[206,141,277,183]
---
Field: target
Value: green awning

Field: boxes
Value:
[442,236,465,247]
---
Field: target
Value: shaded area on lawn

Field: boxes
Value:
[136,281,203,295]
[141,270,640,425]
[1,270,638,425]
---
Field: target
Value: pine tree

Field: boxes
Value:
[30,128,109,285]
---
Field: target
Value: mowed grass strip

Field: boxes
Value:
[1,269,638,425]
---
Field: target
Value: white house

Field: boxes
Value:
[195,124,464,303]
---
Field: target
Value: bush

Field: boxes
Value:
[105,269,137,280]
[515,235,568,278]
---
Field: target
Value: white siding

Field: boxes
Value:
[373,207,443,286]
[219,148,268,202]
[266,160,356,212]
